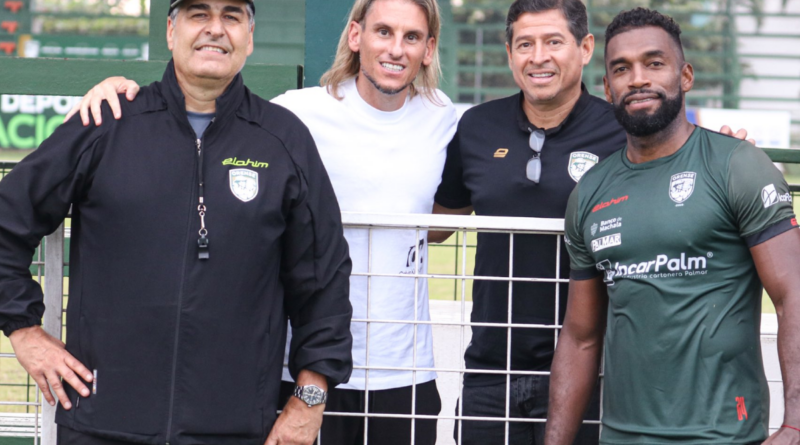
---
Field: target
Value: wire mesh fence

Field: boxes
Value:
[0,161,794,444]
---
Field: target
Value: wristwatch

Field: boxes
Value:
[293,384,327,407]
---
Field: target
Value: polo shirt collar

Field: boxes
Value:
[516,83,593,135]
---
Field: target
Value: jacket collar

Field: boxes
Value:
[161,59,246,129]
[515,82,592,136]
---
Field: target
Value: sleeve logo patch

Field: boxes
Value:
[669,172,696,204]
[761,184,792,208]
[568,152,599,182]
[229,169,259,202]
[591,233,621,252]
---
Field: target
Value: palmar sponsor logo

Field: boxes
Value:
[591,233,621,252]
[596,251,711,285]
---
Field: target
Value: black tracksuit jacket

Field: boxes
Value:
[0,61,353,444]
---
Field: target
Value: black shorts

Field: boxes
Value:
[279,379,442,445]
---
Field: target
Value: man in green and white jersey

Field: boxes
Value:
[545,8,800,445]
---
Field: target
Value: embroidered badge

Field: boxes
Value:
[568,152,599,182]
[229,169,259,202]
[669,172,696,204]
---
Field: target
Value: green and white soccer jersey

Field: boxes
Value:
[565,128,798,444]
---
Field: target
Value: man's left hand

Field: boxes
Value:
[264,395,324,445]
[762,426,800,444]
[719,125,756,145]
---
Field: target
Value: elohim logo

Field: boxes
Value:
[669,172,696,204]
[592,195,628,213]
[223,157,269,169]
[761,183,791,208]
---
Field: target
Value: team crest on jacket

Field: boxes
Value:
[669,172,696,204]
[568,152,599,182]
[229,169,259,202]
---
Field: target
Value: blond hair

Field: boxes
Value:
[320,0,443,105]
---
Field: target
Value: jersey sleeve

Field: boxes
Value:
[727,142,798,247]
[0,114,105,337]
[565,185,600,279]
[280,120,354,387]
[434,128,472,209]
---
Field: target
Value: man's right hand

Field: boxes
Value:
[9,326,93,409]
[64,76,141,126]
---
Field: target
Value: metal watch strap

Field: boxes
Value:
[293,384,328,407]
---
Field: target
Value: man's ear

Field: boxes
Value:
[681,62,694,93]
[167,17,175,51]
[603,75,612,104]
[580,33,595,67]
[422,36,435,67]
[247,23,255,56]
[506,42,513,71]
[347,21,362,54]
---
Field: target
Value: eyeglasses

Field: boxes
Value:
[526,129,545,183]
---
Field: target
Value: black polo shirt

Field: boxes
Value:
[435,86,627,386]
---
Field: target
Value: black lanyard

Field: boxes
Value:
[196,136,209,260]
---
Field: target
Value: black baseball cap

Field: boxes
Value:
[168,0,256,16]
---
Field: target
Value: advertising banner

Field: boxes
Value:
[0,95,81,150]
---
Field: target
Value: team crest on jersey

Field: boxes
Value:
[590,223,598,236]
[229,169,259,202]
[669,172,696,204]
[568,152,599,182]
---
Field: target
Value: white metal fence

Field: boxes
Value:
[0,212,787,444]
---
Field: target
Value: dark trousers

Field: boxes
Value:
[454,374,601,445]
[279,380,441,445]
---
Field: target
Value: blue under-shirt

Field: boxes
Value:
[186,111,215,139]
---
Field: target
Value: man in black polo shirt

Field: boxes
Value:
[432,2,621,444]
[431,0,748,444]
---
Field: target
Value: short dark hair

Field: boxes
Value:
[505,0,589,46]
[605,8,684,60]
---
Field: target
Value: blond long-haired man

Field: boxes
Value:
[66,0,457,444]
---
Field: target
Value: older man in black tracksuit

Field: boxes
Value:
[0,1,352,444]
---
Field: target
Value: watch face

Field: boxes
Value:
[303,386,325,405]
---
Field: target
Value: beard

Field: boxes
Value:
[360,66,412,96]
[613,88,684,137]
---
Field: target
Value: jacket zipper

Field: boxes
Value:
[164,137,204,445]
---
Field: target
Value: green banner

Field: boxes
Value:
[0,94,80,150]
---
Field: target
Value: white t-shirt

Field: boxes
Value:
[271,78,458,390]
